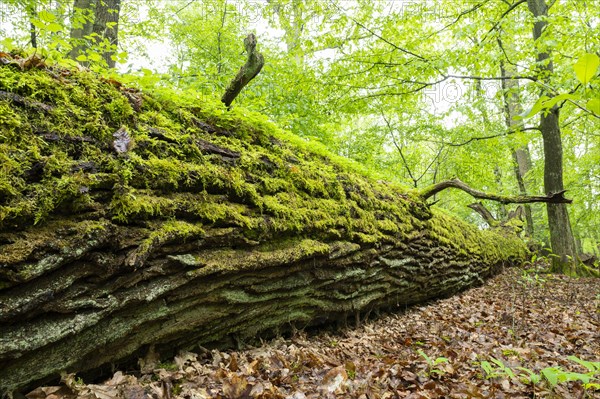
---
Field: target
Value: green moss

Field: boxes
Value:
[0,62,528,275]
[180,238,331,275]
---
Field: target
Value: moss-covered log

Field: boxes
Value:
[0,59,527,394]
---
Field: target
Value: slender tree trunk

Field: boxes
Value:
[268,0,305,66]
[69,0,96,61]
[473,78,506,219]
[288,0,304,66]
[91,0,121,68]
[216,0,228,75]
[499,61,534,236]
[512,148,534,235]
[26,3,37,48]
[527,0,578,274]
[493,166,508,219]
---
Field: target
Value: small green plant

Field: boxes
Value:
[480,356,600,394]
[519,268,547,289]
[347,369,356,379]
[501,349,520,358]
[567,356,600,390]
[516,366,542,385]
[480,357,515,380]
[172,382,183,396]
[418,350,450,377]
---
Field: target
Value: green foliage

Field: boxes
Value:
[479,356,600,393]
[574,54,600,85]
[480,358,515,380]
[417,350,450,377]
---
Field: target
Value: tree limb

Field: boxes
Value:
[329,2,427,61]
[420,178,573,204]
[221,34,264,108]
[467,202,498,226]
[480,0,528,44]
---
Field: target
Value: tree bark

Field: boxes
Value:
[0,65,527,395]
[69,0,97,61]
[526,0,578,274]
[221,34,265,108]
[26,3,37,48]
[499,60,535,237]
[91,0,121,68]
[512,148,534,235]
[267,0,305,66]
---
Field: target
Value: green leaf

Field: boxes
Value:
[433,357,449,365]
[417,349,432,365]
[46,22,63,33]
[568,356,600,372]
[57,58,80,68]
[76,54,88,62]
[542,93,577,109]
[517,367,541,384]
[88,52,102,62]
[541,367,559,387]
[561,372,592,384]
[481,361,492,375]
[517,96,550,120]
[587,98,600,114]
[574,53,599,85]
[585,382,600,390]
[30,19,46,30]
[516,94,577,120]
[1,37,16,51]
[37,10,56,23]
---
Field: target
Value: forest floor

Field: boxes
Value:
[26,263,600,399]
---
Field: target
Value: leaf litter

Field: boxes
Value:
[25,265,599,399]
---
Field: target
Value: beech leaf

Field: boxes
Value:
[574,53,599,85]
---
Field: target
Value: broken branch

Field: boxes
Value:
[221,34,264,108]
[420,178,572,204]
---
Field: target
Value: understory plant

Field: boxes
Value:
[480,355,600,395]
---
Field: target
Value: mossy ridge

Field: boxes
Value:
[0,64,527,276]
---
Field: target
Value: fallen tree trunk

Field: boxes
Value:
[0,59,527,394]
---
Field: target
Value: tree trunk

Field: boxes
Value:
[499,60,535,237]
[91,0,121,68]
[0,62,527,394]
[526,0,578,274]
[69,0,97,61]
[26,3,37,48]
[268,0,305,66]
[493,166,508,219]
[512,148,534,235]
[540,109,578,272]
